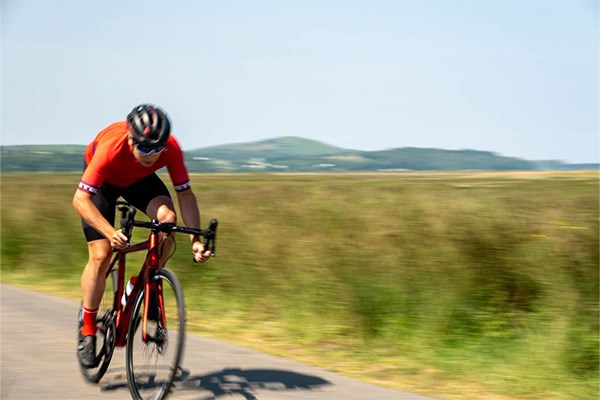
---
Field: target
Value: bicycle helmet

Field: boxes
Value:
[126,104,171,148]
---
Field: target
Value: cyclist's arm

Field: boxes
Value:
[177,189,211,263]
[176,189,201,242]
[73,190,128,248]
[165,137,201,239]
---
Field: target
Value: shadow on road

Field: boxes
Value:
[179,367,332,400]
[99,366,331,399]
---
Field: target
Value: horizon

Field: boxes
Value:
[2,135,598,164]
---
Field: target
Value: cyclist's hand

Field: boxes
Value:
[111,229,128,250]
[192,241,211,263]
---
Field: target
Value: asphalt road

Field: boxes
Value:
[1,284,437,400]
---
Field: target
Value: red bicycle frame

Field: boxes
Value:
[107,228,165,347]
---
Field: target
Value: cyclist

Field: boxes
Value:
[73,104,211,368]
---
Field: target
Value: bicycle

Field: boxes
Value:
[77,200,218,400]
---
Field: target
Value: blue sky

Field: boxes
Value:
[2,0,598,163]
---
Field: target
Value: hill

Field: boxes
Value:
[1,145,87,172]
[192,136,346,158]
[184,137,582,172]
[1,137,597,172]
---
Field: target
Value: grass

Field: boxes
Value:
[1,171,598,399]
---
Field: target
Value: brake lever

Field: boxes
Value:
[193,218,218,262]
[207,218,218,256]
[120,206,136,241]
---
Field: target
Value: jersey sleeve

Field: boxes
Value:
[165,138,191,192]
[78,143,111,195]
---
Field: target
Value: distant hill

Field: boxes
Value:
[1,145,87,172]
[193,136,345,158]
[185,137,592,172]
[1,137,597,172]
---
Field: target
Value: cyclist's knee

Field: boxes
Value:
[147,196,176,224]
[88,254,110,268]
[87,240,111,268]
[156,204,176,224]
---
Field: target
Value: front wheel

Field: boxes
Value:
[126,268,186,400]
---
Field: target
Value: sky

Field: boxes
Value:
[1,0,598,163]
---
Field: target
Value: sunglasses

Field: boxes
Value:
[136,144,165,155]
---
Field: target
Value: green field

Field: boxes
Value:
[1,171,598,399]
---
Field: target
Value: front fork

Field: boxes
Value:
[141,237,167,342]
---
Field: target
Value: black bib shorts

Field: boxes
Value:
[81,173,171,242]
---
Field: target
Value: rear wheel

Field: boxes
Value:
[126,268,186,400]
[78,267,117,383]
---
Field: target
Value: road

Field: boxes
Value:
[1,284,437,400]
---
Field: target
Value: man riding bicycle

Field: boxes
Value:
[73,104,211,368]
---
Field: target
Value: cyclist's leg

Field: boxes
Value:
[122,173,176,266]
[80,184,119,324]
[79,184,119,368]
[81,240,112,315]
[147,195,177,265]
[78,239,112,368]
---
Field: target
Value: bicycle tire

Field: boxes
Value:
[78,267,117,383]
[125,268,186,400]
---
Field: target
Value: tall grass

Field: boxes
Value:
[1,171,598,399]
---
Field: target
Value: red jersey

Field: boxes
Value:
[78,121,191,195]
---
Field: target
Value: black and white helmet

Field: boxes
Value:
[126,104,171,148]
